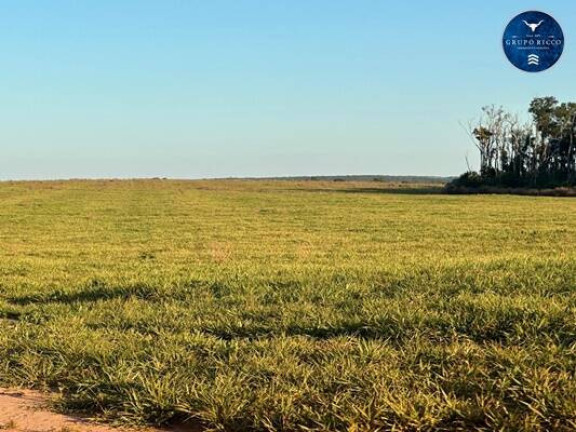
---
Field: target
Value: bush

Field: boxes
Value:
[450,171,484,188]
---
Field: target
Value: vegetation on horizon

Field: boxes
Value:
[2,180,576,431]
[450,97,576,190]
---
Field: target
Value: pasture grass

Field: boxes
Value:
[1,179,576,431]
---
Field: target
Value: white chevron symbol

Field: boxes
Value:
[527,54,540,65]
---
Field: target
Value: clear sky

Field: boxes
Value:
[1,1,575,179]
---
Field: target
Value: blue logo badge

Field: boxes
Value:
[503,11,564,72]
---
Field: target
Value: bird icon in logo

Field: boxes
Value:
[523,20,544,32]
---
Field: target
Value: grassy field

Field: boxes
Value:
[2,179,576,431]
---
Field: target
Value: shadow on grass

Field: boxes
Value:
[6,280,206,306]
[205,322,405,341]
[285,186,445,195]
[289,186,445,195]
[7,284,158,305]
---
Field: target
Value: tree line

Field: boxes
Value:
[453,97,576,188]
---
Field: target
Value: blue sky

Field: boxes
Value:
[1,1,575,179]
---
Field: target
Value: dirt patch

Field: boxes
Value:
[0,389,197,432]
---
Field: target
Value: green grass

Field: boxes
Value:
[2,179,576,431]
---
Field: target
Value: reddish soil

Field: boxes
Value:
[0,389,197,432]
